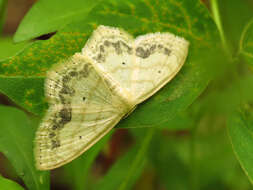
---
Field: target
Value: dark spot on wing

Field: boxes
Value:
[100,45,105,52]
[82,97,86,101]
[112,41,122,54]
[51,140,60,149]
[104,40,110,46]
[60,85,75,95]
[103,39,132,55]
[150,44,156,51]
[52,124,59,130]
[136,47,150,58]
[96,53,105,62]
[52,123,61,130]
[59,107,72,125]
[121,42,133,54]
[62,75,71,83]
[79,64,90,78]
[59,94,66,104]
[49,132,56,138]
[52,124,62,132]
[158,44,163,49]
[136,44,171,59]
[69,71,78,77]
[164,48,171,56]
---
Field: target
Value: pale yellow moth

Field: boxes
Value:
[35,25,189,170]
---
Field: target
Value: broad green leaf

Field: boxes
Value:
[0,77,47,114]
[94,128,154,190]
[0,0,219,129]
[0,175,25,190]
[193,118,249,190]
[228,104,253,185]
[0,0,7,34]
[0,31,90,115]
[0,37,28,60]
[63,131,113,190]
[1,31,89,76]
[14,0,103,42]
[0,76,47,113]
[0,106,50,190]
[158,110,194,130]
[239,18,253,66]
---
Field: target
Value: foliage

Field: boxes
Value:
[0,106,49,190]
[0,0,252,189]
[228,104,253,185]
[239,18,253,66]
[0,175,25,190]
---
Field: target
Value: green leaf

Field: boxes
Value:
[228,104,253,185]
[193,119,249,190]
[0,105,50,190]
[158,110,194,130]
[0,175,25,190]
[63,131,113,190]
[94,128,154,190]
[0,31,89,115]
[14,0,103,42]
[0,37,28,60]
[1,31,89,76]
[0,0,7,34]
[0,0,219,128]
[239,18,253,66]
[0,77,47,115]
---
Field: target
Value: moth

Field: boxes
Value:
[35,25,189,170]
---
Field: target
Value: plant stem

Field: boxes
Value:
[210,0,230,57]
[238,18,253,55]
